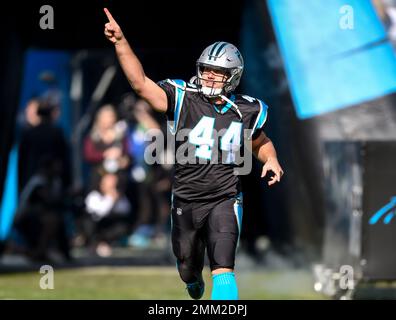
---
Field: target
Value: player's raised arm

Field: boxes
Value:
[103,8,168,113]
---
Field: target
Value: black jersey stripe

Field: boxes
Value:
[208,42,221,60]
[214,42,227,57]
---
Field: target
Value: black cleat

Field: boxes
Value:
[186,276,205,300]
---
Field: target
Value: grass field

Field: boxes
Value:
[0,266,326,300]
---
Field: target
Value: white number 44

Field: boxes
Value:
[188,116,242,162]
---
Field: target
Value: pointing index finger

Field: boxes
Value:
[104,8,115,22]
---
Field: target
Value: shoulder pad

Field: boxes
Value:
[167,79,187,89]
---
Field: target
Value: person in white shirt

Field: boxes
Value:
[84,172,132,256]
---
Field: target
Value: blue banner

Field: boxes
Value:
[0,49,71,240]
[267,0,396,119]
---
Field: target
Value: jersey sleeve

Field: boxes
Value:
[248,99,269,140]
[157,79,176,120]
[157,79,187,135]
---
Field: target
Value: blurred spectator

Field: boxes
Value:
[22,98,41,128]
[11,156,71,262]
[12,99,71,262]
[120,96,172,248]
[18,99,70,197]
[83,105,130,189]
[83,172,132,257]
[16,71,61,133]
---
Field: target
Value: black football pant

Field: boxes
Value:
[171,193,243,284]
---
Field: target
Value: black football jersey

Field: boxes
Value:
[158,79,268,201]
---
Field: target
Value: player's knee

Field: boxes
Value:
[177,259,196,284]
[210,238,237,269]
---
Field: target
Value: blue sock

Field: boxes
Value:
[211,272,238,300]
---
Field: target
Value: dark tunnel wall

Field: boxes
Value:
[7,0,244,81]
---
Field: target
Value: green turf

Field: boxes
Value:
[0,266,326,300]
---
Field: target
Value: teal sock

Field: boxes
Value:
[211,272,238,300]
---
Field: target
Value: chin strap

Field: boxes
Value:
[201,86,223,97]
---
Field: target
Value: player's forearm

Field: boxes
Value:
[114,38,147,93]
[253,137,278,164]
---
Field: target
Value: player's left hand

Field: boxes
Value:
[261,157,284,186]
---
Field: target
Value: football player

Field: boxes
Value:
[104,8,284,300]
